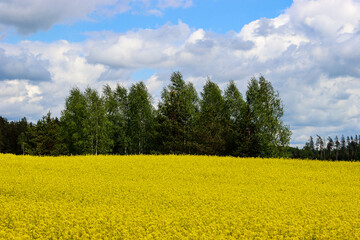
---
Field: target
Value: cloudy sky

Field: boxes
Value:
[0,0,359,146]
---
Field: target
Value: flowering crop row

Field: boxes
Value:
[0,154,359,239]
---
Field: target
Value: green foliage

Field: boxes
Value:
[24,112,65,156]
[0,117,28,154]
[195,79,226,155]
[157,71,199,154]
[103,84,129,154]
[128,82,155,154]
[0,72,296,158]
[83,87,112,155]
[295,134,360,161]
[61,87,112,155]
[223,81,245,155]
[60,87,88,155]
[0,117,7,153]
[245,76,291,157]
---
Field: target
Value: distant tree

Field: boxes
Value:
[0,116,8,153]
[346,136,351,160]
[316,135,324,160]
[113,84,130,154]
[350,136,356,160]
[223,80,246,155]
[340,135,346,160]
[196,79,226,155]
[309,136,315,151]
[60,87,88,155]
[236,102,261,157]
[300,134,360,161]
[334,136,340,160]
[83,87,112,155]
[327,136,334,160]
[245,76,291,157]
[355,135,359,160]
[103,84,129,154]
[157,71,199,154]
[17,132,26,155]
[0,117,29,155]
[303,136,315,159]
[128,82,155,154]
[25,112,65,156]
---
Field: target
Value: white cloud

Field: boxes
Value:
[0,80,44,121]
[145,74,163,93]
[0,0,194,34]
[0,0,112,34]
[1,0,360,146]
[0,48,51,81]
[86,21,191,68]
[0,39,108,120]
[288,0,360,38]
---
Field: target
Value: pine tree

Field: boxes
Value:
[316,135,324,160]
[335,136,340,160]
[25,112,65,156]
[346,136,351,160]
[0,117,6,153]
[340,135,346,160]
[327,136,334,160]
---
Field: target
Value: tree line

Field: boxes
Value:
[0,72,291,157]
[287,135,360,161]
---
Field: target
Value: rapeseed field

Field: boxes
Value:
[0,154,360,239]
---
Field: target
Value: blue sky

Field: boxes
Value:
[4,0,293,43]
[0,0,360,147]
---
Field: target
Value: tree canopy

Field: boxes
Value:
[0,73,295,158]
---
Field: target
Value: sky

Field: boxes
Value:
[0,0,359,147]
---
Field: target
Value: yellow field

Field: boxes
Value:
[0,154,360,239]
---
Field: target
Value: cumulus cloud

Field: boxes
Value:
[1,0,360,146]
[86,21,192,68]
[0,40,107,120]
[0,0,194,34]
[0,80,44,121]
[0,48,51,81]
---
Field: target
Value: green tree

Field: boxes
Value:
[25,112,65,156]
[0,116,8,153]
[60,87,88,155]
[128,82,155,154]
[327,136,334,160]
[334,136,340,160]
[196,79,226,155]
[245,76,291,157]
[235,102,260,157]
[103,84,129,154]
[340,135,346,160]
[17,132,26,155]
[223,80,246,155]
[157,71,199,154]
[316,135,325,160]
[83,87,112,155]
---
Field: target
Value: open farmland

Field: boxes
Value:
[0,154,360,239]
